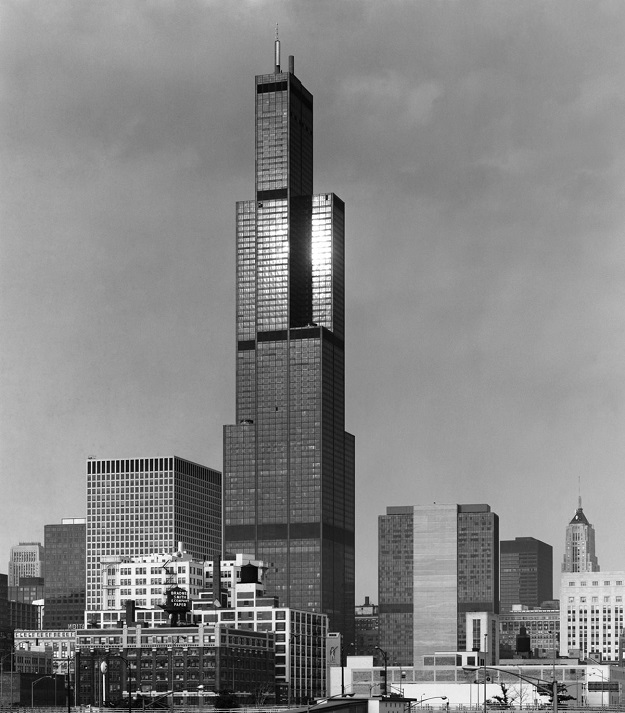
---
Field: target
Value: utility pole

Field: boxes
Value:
[375,646,389,696]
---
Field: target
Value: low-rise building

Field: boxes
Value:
[331,657,613,707]
[14,628,77,674]
[560,571,625,662]
[355,597,378,661]
[499,604,559,659]
[88,550,269,627]
[87,548,326,703]
[192,575,328,702]
[74,623,275,707]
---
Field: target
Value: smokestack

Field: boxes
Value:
[289,55,294,74]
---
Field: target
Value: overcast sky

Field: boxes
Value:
[2,0,625,601]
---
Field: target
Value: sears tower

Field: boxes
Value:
[224,38,355,640]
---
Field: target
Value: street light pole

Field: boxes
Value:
[102,653,132,713]
[414,696,447,706]
[0,652,13,704]
[550,630,558,713]
[375,646,389,696]
[464,665,559,713]
[197,684,204,713]
[591,667,605,708]
[31,675,53,707]
[483,634,488,713]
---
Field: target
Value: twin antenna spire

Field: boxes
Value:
[273,24,294,75]
[274,24,280,73]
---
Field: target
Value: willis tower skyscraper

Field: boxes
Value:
[224,37,355,641]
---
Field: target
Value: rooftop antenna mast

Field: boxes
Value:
[578,476,582,510]
[274,23,280,73]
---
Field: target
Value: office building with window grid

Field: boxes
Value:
[8,543,44,586]
[86,456,221,613]
[223,40,355,641]
[561,572,625,661]
[44,518,86,629]
[379,504,499,666]
[500,537,553,613]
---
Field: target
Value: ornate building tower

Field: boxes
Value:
[562,497,599,572]
[223,38,355,642]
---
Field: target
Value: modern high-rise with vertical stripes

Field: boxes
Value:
[379,504,499,666]
[223,39,355,642]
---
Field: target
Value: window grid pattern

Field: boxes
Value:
[312,195,345,340]
[86,457,221,612]
[562,573,625,661]
[256,200,288,331]
[256,83,288,192]
[236,200,257,342]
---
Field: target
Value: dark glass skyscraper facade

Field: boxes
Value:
[44,518,86,629]
[500,536,553,613]
[224,44,355,641]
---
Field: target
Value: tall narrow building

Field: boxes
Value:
[43,518,86,629]
[378,504,499,666]
[223,39,355,641]
[561,497,599,573]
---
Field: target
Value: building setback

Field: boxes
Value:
[86,456,221,613]
[223,39,355,641]
[500,537,553,613]
[44,518,86,629]
[378,504,499,666]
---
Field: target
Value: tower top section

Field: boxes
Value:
[569,497,590,526]
[562,497,599,573]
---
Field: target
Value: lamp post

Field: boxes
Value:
[31,675,54,707]
[197,684,204,713]
[590,667,606,707]
[231,657,241,697]
[0,652,15,705]
[375,646,389,696]
[482,634,488,713]
[288,633,299,706]
[463,665,559,713]
[101,653,132,713]
[413,695,447,706]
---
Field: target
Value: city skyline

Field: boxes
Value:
[2,2,625,603]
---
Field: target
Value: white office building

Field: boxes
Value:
[560,571,625,662]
